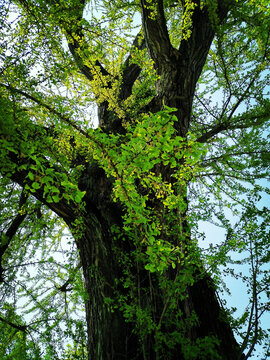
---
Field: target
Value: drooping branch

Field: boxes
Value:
[0,82,90,139]
[0,190,28,283]
[0,139,77,223]
[196,103,270,143]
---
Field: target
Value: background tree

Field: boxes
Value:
[0,0,269,359]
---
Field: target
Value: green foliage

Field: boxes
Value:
[85,108,206,275]
[0,0,269,358]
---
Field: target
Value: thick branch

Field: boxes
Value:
[177,1,230,85]
[140,0,175,70]
[140,1,231,137]
[61,2,110,83]
[67,34,110,82]
[119,31,146,100]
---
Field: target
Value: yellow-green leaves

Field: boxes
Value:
[85,106,206,273]
[181,0,197,40]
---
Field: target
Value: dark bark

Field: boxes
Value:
[140,0,230,137]
[0,191,28,283]
[68,183,243,359]
[71,165,140,359]
[72,216,139,359]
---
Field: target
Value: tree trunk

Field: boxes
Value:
[73,213,138,360]
[71,213,243,359]
[66,158,243,360]
[66,2,245,355]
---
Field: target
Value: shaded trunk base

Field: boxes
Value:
[74,171,243,360]
[83,264,243,360]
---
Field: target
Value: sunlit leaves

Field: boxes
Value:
[0,0,269,358]
[81,107,207,275]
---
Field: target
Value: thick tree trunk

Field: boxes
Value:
[74,213,137,359]
[67,162,243,359]
[71,211,243,359]
[70,6,244,355]
[58,1,243,358]
[67,164,140,359]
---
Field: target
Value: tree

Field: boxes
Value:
[0,0,269,359]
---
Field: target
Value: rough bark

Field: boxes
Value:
[70,178,243,359]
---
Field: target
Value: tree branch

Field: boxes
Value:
[0,314,27,333]
[177,0,230,84]
[61,1,110,83]
[0,142,78,223]
[66,30,111,82]
[0,191,28,282]
[140,0,174,70]
[0,82,91,139]
[196,109,270,143]
[119,31,146,100]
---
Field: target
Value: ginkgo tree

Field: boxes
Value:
[0,0,269,359]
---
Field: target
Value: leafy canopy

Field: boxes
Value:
[0,0,269,358]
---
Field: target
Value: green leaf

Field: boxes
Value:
[32,182,41,189]
[74,191,85,203]
[28,172,35,181]
[52,194,60,203]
